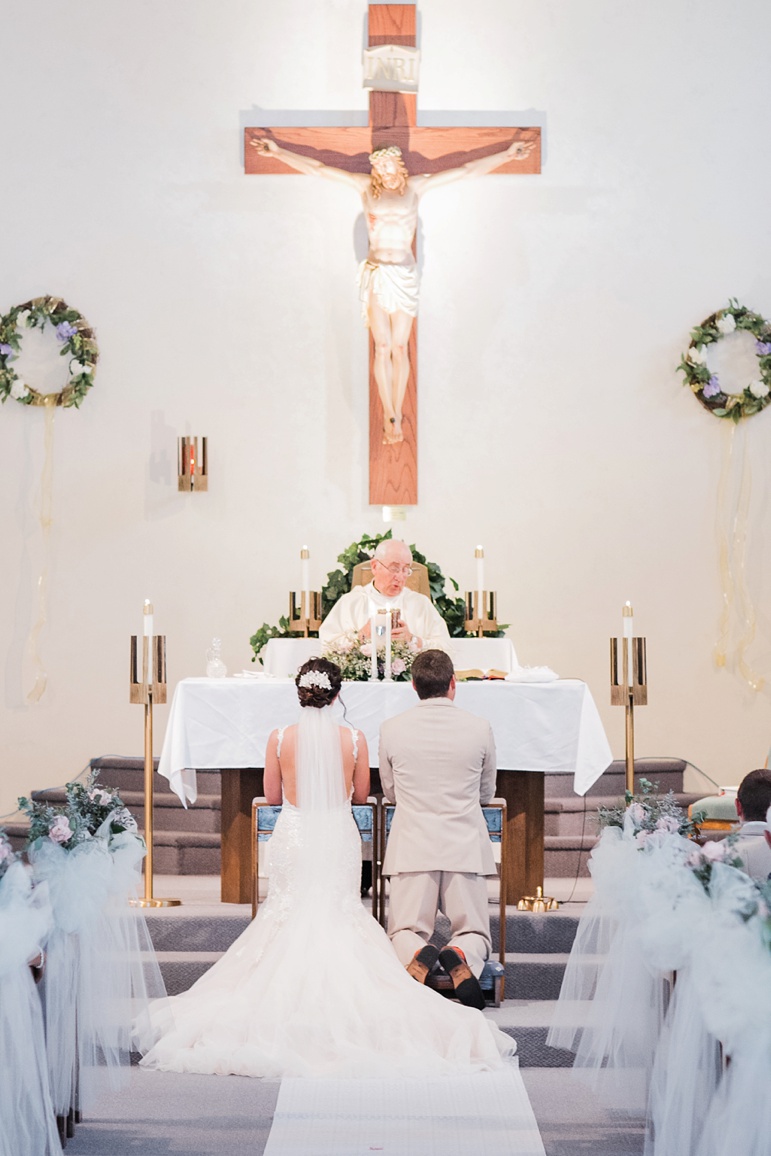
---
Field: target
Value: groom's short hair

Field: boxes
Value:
[412,650,454,700]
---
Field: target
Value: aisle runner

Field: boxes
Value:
[263,1063,545,1156]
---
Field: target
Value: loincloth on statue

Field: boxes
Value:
[357,260,419,325]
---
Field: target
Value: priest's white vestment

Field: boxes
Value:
[318,581,452,654]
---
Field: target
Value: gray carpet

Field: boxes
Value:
[64,1067,644,1155]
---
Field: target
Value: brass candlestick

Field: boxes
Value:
[517,886,560,912]
[464,591,499,636]
[287,591,322,636]
[129,617,180,908]
[610,607,648,796]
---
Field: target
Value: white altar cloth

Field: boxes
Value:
[158,677,612,806]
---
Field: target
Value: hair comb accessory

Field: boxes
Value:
[298,670,332,690]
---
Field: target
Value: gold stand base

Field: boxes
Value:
[129,897,182,908]
[517,886,560,912]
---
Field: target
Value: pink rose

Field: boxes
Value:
[701,840,727,862]
[392,658,406,676]
[0,842,12,863]
[656,815,680,834]
[635,830,650,846]
[360,643,372,657]
[627,803,645,827]
[49,816,73,845]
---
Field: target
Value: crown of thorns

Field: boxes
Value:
[369,145,403,164]
[298,670,332,690]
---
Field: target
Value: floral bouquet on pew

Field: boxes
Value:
[597,777,704,844]
[18,768,140,852]
[323,636,419,682]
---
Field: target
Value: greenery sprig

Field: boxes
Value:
[18,769,138,850]
[597,777,703,840]
[0,296,98,408]
[677,300,771,422]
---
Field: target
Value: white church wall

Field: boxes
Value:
[1,0,771,813]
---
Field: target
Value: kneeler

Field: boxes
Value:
[250,798,380,920]
[378,800,508,1007]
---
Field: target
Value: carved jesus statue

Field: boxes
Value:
[251,137,533,444]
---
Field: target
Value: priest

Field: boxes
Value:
[319,539,452,654]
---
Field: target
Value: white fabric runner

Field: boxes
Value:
[263,1065,545,1156]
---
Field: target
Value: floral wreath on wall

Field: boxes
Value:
[249,531,505,664]
[0,296,98,408]
[677,300,771,422]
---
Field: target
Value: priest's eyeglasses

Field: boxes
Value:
[375,562,414,576]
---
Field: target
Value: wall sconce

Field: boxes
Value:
[178,436,208,492]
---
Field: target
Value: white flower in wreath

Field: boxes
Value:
[10,378,30,400]
[717,313,737,335]
[687,345,708,366]
[15,310,30,328]
[749,379,769,399]
[69,360,91,377]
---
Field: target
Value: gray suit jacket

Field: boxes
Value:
[379,697,497,876]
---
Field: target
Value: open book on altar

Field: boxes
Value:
[454,668,508,681]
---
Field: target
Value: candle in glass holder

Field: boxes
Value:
[143,599,154,685]
[300,546,310,607]
[622,601,634,686]
[384,609,392,680]
[369,611,378,679]
[475,546,485,619]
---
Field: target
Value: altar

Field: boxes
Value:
[158,662,612,903]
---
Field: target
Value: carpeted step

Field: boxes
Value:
[149,831,221,875]
[90,756,222,798]
[154,951,223,995]
[487,1000,587,1067]
[30,787,221,834]
[502,953,571,1000]
[544,757,695,799]
[489,911,579,954]
[144,912,250,953]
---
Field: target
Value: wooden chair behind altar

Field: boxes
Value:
[376,799,508,1006]
[250,797,380,919]
[351,560,431,597]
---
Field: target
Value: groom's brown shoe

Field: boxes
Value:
[438,947,487,1010]
[406,944,440,983]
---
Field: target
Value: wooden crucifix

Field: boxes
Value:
[245,3,540,507]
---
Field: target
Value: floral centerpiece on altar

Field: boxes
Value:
[18,769,140,851]
[323,636,420,682]
[597,778,704,843]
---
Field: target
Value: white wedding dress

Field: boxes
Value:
[141,706,515,1078]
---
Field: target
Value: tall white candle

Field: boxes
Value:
[300,545,310,605]
[143,599,154,685]
[622,602,634,686]
[475,546,485,619]
[384,609,392,680]
[370,611,378,680]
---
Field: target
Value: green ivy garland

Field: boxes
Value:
[0,296,98,408]
[677,300,771,422]
[250,531,504,662]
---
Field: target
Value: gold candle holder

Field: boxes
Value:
[610,607,648,796]
[177,436,208,492]
[517,886,560,912]
[129,615,180,908]
[464,590,498,636]
[288,591,322,636]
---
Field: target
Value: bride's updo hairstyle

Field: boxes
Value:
[295,657,342,709]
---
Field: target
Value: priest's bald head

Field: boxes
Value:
[371,540,414,599]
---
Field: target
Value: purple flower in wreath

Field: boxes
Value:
[702,375,721,399]
[756,341,771,356]
[0,343,12,359]
[55,321,78,342]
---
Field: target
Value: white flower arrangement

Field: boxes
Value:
[0,296,98,409]
[678,300,771,422]
[298,670,332,690]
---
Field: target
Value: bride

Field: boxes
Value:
[141,658,515,1078]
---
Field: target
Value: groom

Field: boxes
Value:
[379,649,497,1010]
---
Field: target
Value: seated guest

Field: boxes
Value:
[731,768,771,879]
[319,538,452,654]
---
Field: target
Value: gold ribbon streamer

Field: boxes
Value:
[714,421,764,692]
[25,401,56,704]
